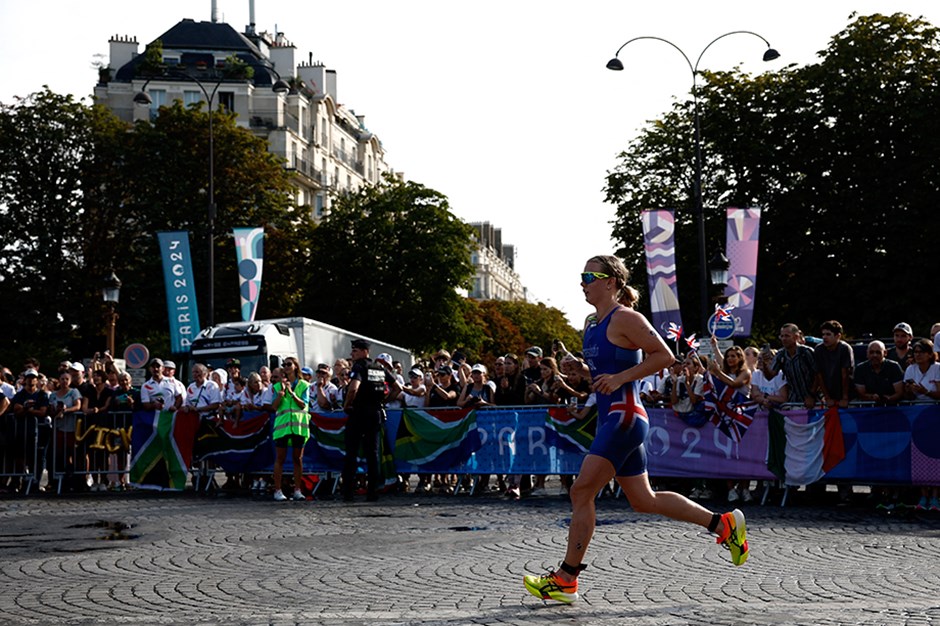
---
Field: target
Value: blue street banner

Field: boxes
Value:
[232,227,264,322]
[157,231,201,353]
[723,207,761,336]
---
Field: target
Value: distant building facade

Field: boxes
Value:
[95,17,391,220]
[469,222,526,302]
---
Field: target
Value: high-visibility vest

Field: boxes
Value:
[272,379,310,440]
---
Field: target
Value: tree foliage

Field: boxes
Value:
[454,298,581,366]
[299,175,477,354]
[0,90,308,364]
[605,13,940,338]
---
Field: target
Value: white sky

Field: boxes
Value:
[2,0,938,327]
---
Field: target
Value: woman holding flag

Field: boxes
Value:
[523,254,750,605]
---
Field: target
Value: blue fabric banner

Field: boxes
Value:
[157,231,201,353]
[131,404,940,486]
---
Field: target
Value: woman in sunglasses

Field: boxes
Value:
[524,255,750,604]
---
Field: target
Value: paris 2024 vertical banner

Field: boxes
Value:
[724,207,761,336]
[157,231,201,353]
[641,209,683,338]
[233,227,264,322]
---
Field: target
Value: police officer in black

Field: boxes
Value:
[342,339,399,502]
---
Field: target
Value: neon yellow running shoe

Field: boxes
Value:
[716,508,749,566]
[523,569,579,604]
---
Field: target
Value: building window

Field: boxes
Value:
[183,91,200,107]
[315,194,325,217]
[218,91,234,111]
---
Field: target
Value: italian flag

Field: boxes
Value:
[767,407,846,486]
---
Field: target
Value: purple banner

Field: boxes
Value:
[723,207,761,336]
[641,209,683,339]
[646,407,775,479]
[233,227,264,322]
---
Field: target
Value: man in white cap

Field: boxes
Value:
[141,358,183,412]
[162,360,187,400]
[68,361,92,397]
[375,353,405,388]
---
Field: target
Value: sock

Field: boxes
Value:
[707,512,721,534]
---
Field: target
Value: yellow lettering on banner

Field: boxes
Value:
[89,427,109,450]
[74,418,94,443]
[121,426,132,449]
[105,429,125,453]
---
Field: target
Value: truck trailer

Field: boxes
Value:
[189,317,413,374]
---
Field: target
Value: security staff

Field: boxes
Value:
[342,339,399,502]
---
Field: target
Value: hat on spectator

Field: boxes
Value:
[894,322,913,336]
[149,358,164,368]
[471,363,487,375]
[452,351,467,363]
[525,346,543,358]
[351,338,371,350]
[408,368,423,378]
[316,363,332,374]
[300,366,314,376]
[376,353,393,366]
[69,361,85,372]
[164,360,177,369]
[23,369,39,378]
[226,358,241,368]
[437,364,454,376]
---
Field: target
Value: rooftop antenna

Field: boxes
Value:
[211,0,218,23]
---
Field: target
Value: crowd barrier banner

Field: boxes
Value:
[52,411,133,492]
[124,404,940,487]
[129,409,200,491]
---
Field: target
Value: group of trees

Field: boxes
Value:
[606,13,940,341]
[0,90,578,367]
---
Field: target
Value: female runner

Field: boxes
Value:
[524,255,749,604]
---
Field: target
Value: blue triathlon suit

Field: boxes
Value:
[582,306,649,476]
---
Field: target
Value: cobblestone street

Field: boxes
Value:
[2,486,940,625]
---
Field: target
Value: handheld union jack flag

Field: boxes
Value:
[666,322,683,341]
[714,303,736,322]
[701,373,757,442]
[685,333,700,352]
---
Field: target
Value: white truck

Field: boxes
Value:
[189,317,413,374]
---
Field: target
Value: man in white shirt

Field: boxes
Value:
[140,358,183,412]
[163,360,188,401]
[311,364,340,410]
[184,364,222,417]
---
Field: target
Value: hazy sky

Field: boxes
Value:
[2,1,937,327]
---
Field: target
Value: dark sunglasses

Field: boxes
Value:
[581,271,610,284]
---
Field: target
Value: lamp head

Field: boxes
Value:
[762,48,780,62]
[606,57,624,71]
[272,78,290,94]
[133,91,152,106]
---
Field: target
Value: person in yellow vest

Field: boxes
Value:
[271,357,310,501]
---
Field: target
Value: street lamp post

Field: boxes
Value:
[607,32,779,332]
[101,271,122,357]
[134,66,289,327]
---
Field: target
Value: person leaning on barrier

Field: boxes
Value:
[750,347,788,410]
[141,358,184,412]
[111,372,137,412]
[183,364,222,418]
[243,372,274,413]
[772,323,818,408]
[82,370,114,492]
[495,354,526,406]
[903,339,940,402]
[854,341,904,405]
[11,369,50,492]
[813,320,854,409]
[887,322,915,368]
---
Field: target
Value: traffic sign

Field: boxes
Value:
[707,313,736,340]
[124,343,150,369]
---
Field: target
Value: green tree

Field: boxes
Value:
[0,89,92,365]
[0,90,310,364]
[489,301,582,356]
[300,175,476,353]
[605,13,940,338]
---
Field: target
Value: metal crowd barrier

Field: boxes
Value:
[50,410,133,495]
[0,414,40,495]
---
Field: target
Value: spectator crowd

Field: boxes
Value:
[2,319,939,508]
